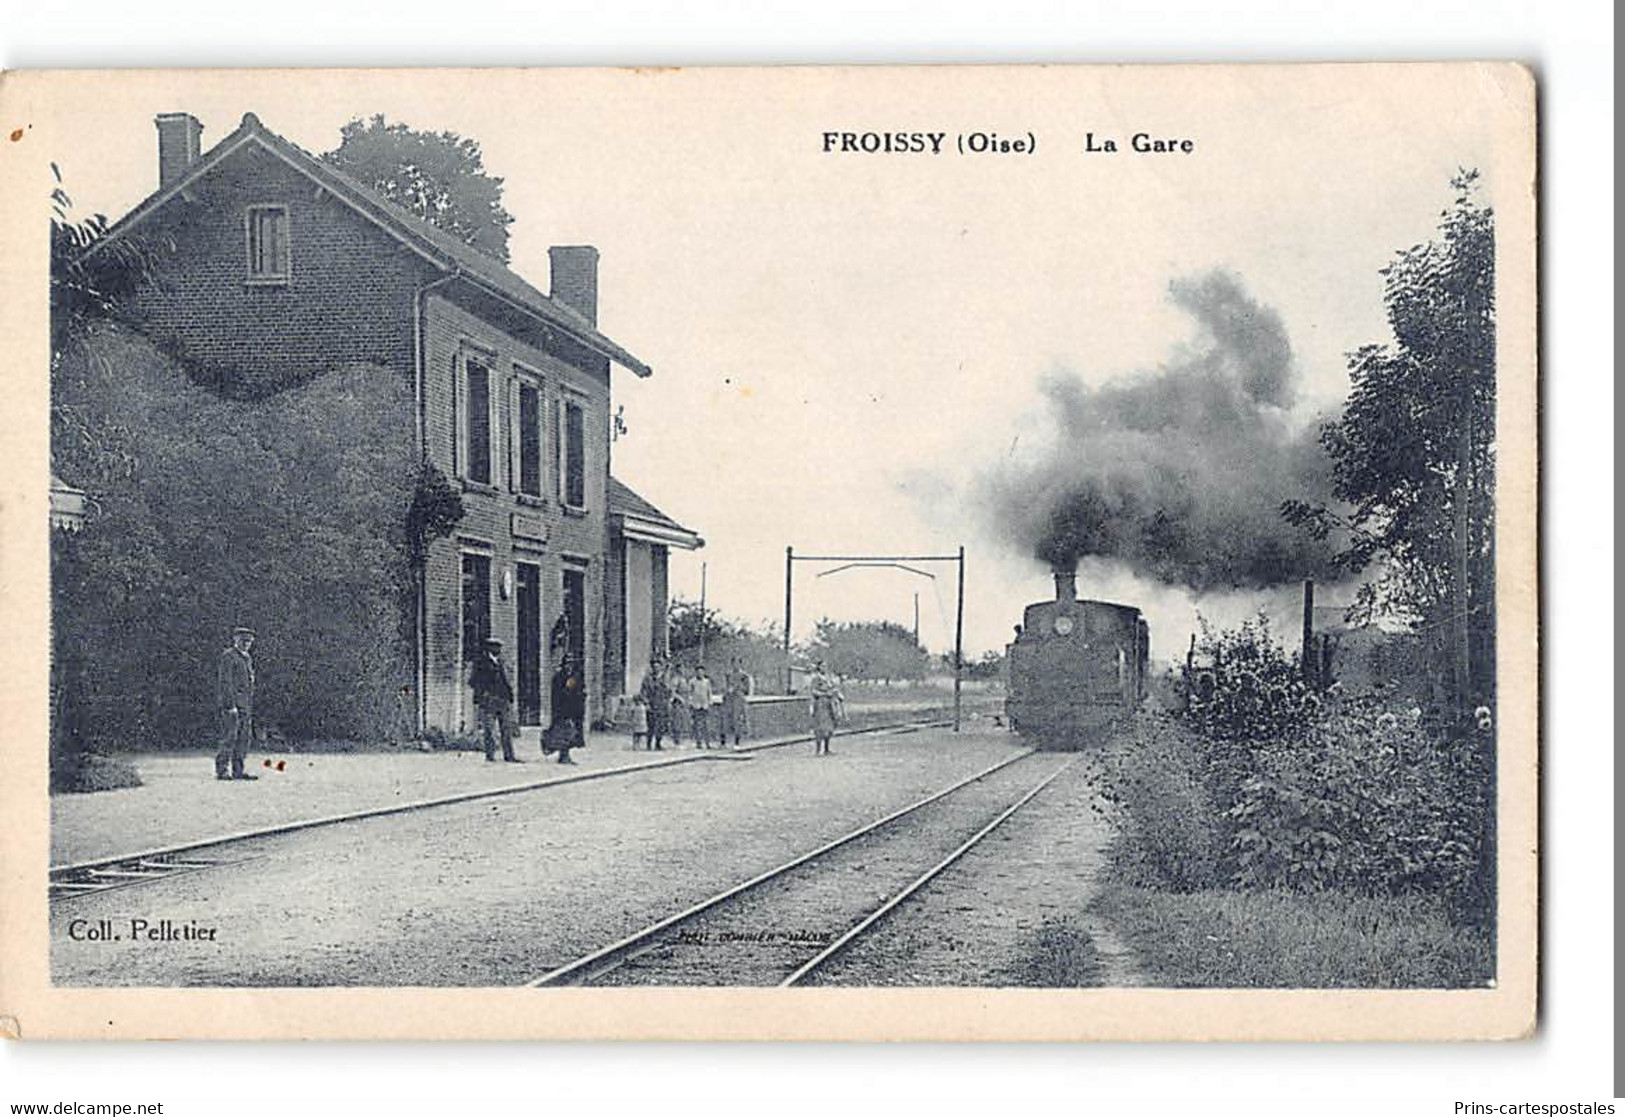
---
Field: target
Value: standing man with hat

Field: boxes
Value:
[469,637,521,763]
[216,626,258,781]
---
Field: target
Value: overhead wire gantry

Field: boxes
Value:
[782,546,967,731]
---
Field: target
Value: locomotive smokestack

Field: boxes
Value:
[1053,566,1078,602]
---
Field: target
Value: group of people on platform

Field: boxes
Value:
[630,656,755,751]
[216,625,849,781]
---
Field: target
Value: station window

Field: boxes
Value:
[558,397,586,509]
[516,381,543,497]
[460,356,494,485]
[244,205,290,282]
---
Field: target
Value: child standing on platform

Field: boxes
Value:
[628,692,649,750]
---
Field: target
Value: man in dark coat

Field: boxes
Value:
[639,656,672,750]
[215,626,258,781]
[469,637,520,763]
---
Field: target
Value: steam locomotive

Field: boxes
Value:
[1005,568,1149,750]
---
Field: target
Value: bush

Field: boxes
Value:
[51,326,421,750]
[419,727,485,752]
[52,751,144,794]
[1098,614,1495,929]
[1183,613,1321,801]
[1092,718,1228,892]
[1228,697,1494,919]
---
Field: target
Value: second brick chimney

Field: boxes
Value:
[155,112,204,189]
[549,246,599,326]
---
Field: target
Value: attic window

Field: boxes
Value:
[245,205,290,282]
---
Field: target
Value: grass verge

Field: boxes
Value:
[991,918,1106,987]
[1093,880,1493,988]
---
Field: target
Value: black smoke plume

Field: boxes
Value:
[978,270,1335,592]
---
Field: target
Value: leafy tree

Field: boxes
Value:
[667,599,784,690]
[322,115,514,263]
[50,167,177,787]
[1284,171,1495,701]
[668,597,734,656]
[50,164,171,488]
[809,619,930,684]
[963,649,1006,680]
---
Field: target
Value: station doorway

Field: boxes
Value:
[516,562,543,725]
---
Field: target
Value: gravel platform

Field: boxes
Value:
[51,726,1028,987]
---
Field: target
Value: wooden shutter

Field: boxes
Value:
[552,394,563,501]
[507,376,519,492]
[453,355,467,479]
[565,400,586,508]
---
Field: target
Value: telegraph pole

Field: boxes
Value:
[954,545,965,733]
[783,546,794,693]
[698,561,708,667]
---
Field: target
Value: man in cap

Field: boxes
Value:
[469,636,520,763]
[216,626,258,781]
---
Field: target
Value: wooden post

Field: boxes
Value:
[783,546,794,694]
[953,545,965,733]
[698,561,708,668]
[1301,579,1316,687]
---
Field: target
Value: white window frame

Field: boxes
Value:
[455,346,499,487]
[243,204,291,284]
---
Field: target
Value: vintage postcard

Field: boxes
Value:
[0,63,1536,1040]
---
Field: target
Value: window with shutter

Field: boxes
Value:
[465,359,492,485]
[518,383,543,497]
[564,400,586,509]
[245,205,290,282]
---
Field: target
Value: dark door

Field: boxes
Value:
[460,553,492,730]
[562,567,587,670]
[516,562,542,725]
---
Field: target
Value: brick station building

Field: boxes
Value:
[85,110,700,735]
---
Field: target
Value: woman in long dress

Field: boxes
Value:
[668,664,691,747]
[546,658,586,766]
[719,657,752,748]
[808,661,843,756]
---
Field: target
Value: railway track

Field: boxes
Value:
[525,750,1074,988]
[47,716,956,905]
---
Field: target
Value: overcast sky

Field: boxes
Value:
[46,66,1518,660]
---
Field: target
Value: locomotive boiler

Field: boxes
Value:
[1005,568,1149,750]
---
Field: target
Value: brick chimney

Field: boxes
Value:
[549,246,599,325]
[155,112,203,190]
